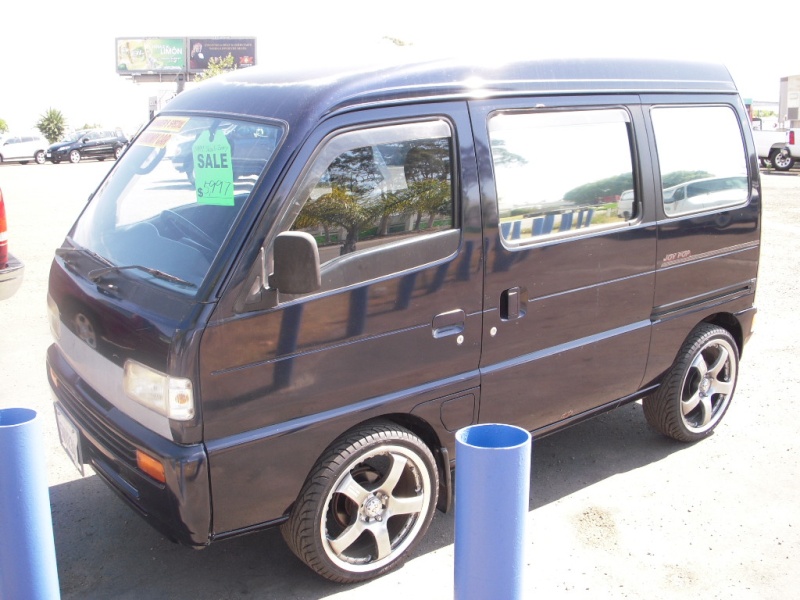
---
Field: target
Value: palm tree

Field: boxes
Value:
[37,109,67,144]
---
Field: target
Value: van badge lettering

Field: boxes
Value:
[663,250,692,265]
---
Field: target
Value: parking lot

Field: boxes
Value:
[0,161,798,599]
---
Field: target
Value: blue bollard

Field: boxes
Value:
[0,408,61,600]
[454,423,531,600]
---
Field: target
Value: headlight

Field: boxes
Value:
[47,294,61,341]
[123,360,194,421]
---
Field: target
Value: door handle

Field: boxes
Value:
[432,309,466,339]
[501,287,527,320]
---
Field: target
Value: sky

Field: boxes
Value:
[1,0,795,136]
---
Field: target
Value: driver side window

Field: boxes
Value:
[280,120,458,284]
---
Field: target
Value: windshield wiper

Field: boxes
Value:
[56,245,115,276]
[89,265,196,288]
[56,246,114,267]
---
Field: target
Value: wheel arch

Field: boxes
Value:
[700,312,743,356]
[383,412,452,513]
[382,413,443,454]
[285,413,449,519]
[642,311,746,391]
[344,413,448,505]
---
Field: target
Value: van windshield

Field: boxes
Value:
[70,115,282,295]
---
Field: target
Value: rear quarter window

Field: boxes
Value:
[651,105,748,217]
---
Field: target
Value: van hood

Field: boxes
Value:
[48,250,197,375]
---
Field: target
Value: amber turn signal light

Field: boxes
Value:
[136,450,166,483]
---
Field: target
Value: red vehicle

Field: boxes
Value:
[0,188,24,300]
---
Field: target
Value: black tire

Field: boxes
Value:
[281,421,438,583]
[643,324,739,442]
[69,149,81,164]
[769,149,794,171]
[35,151,46,165]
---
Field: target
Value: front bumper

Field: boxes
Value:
[45,149,71,162]
[47,344,212,546]
[0,253,24,300]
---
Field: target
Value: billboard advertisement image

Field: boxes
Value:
[188,38,257,72]
[116,38,186,73]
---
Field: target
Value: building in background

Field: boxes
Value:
[780,75,800,128]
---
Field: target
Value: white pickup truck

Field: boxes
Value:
[752,118,796,171]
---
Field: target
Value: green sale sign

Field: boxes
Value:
[192,131,235,206]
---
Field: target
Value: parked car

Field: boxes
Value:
[663,176,748,216]
[0,187,24,300]
[0,132,48,165]
[617,189,635,219]
[48,57,760,583]
[751,117,800,171]
[46,129,128,164]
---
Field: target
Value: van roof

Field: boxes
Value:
[164,56,739,125]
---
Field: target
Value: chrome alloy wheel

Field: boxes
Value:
[321,444,432,573]
[679,337,737,434]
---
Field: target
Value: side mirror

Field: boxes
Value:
[268,231,321,295]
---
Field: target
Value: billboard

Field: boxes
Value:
[116,38,186,73]
[188,38,256,73]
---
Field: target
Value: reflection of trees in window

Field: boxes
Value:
[564,172,634,204]
[296,185,385,255]
[404,179,452,230]
[296,138,453,256]
[402,139,452,230]
[327,147,385,198]
[661,170,713,188]
[490,139,528,167]
[307,147,385,254]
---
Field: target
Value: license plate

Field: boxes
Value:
[55,405,84,476]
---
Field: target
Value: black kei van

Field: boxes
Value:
[47,57,760,583]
